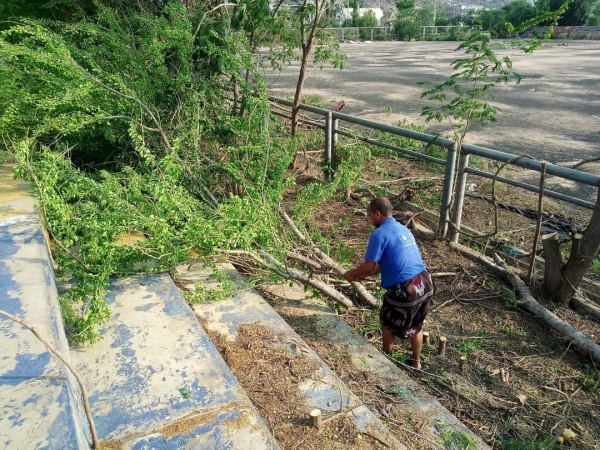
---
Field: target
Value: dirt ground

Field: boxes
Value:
[264,39,600,201]
[201,322,388,450]
[271,149,600,449]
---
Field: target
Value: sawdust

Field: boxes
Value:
[268,301,444,450]
[97,441,124,450]
[202,322,388,449]
[158,405,254,438]
[96,405,256,450]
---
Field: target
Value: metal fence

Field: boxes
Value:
[321,26,475,42]
[322,27,394,42]
[520,26,600,39]
[322,26,600,42]
[269,96,599,243]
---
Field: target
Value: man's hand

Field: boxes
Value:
[343,271,359,282]
[343,261,379,283]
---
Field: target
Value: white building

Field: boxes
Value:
[444,2,483,17]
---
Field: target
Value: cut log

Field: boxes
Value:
[393,212,436,240]
[450,242,600,364]
[569,296,600,323]
[280,209,378,307]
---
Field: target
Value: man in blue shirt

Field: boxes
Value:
[344,197,434,369]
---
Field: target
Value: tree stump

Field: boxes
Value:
[438,336,447,357]
[459,356,467,374]
[310,409,322,431]
[423,331,430,345]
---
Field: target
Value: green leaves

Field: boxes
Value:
[420,32,521,144]
[2,5,298,344]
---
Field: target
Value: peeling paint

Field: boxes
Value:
[71,273,278,448]
[0,213,90,449]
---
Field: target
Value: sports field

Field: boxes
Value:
[265,40,600,198]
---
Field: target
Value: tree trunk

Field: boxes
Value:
[290,45,310,139]
[547,190,600,304]
[290,0,323,140]
[541,232,563,296]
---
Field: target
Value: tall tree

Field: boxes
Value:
[540,0,590,24]
[290,0,345,138]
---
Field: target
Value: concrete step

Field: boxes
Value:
[0,214,91,449]
[70,273,279,449]
[182,263,405,449]
[263,283,491,449]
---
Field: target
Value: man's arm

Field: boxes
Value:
[344,261,379,282]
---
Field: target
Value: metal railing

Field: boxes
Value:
[321,27,394,42]
[321,26,476,42]
[269,96,599,242]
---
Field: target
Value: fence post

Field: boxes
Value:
[325,111,333,181]
[332,117,339,178]
[341,28,345,42]
[371,28,374,41]
[439,142,458,238]
[451,149,470,243]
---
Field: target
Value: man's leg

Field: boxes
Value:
[381,326,395,354]
[409,329,423,369]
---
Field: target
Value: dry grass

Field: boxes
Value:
[201,322,388,450]
[276,151,600,449]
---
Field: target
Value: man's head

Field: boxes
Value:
[367,197,393,227]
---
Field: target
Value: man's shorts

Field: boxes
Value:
[379,270,435,339]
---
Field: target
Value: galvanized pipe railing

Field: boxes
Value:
[461,143,600,187]
[465,167,595,209]
[268,96,599,241]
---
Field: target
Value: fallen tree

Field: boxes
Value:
[450,242,600,364]
[224,249,355,309]
[280,209,378,307]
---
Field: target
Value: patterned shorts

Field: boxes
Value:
[379,270,435,339]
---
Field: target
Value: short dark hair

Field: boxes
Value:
[368,197,393,215]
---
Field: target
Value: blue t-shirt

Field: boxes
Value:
[364,217,426,289]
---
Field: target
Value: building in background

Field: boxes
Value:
[443,0,514,18]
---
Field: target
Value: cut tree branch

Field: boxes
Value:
[280,209,378,307]
[570,157,600,170]
[450,242,600,363]
[224,250,354,308]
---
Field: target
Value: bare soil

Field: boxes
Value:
[200,322,388,450]
[276,152,600,449]
[265,40,600,202]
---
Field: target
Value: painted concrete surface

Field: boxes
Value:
[71,273,279,449]
[186,263,405,450]
[0,214,91,449]
[263,282,492,449]
[0,164,35,220]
